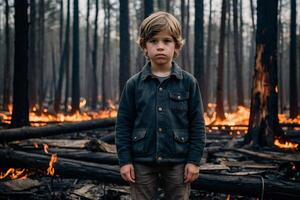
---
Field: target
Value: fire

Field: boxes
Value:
[274,139,298,150]
[47,154,58,176]
[0,168,27,180]
[1,98,117,126]
[43,143,49,154]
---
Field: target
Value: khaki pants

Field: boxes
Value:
[130,163,190,200]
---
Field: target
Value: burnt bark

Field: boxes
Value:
[11,0,29,128]
[245,0,284,147]
[215,0,227,120]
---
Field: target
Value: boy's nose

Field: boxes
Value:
[156,42,164,50]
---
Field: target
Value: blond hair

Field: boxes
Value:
[137,11,184,52]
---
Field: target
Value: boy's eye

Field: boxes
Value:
[149,39,157,43]
[164,39,173,43]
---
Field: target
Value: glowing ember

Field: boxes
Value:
[274,139,298,150]
[43,143,49,154]
[47,154,58,176]
[0,168,27,180]
[34,143,39,148]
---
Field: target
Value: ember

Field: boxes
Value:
[47,154,58,176]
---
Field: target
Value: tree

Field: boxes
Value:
[28,0,37,111]
[215,0,227,121]
[119,0,130,99]
[244,0,284,147]
[54,0,70,113]
[205,0,213,107]
[91,0,99,109]
[71,0,80,113]
[11,0,29,127]
[289,0,298,118]
[233,0,244,106]
[2,0,11,111]
[194,0,206,111]
[144,0,153,18]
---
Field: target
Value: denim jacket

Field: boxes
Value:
[115,61,206,167]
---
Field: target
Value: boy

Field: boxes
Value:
[115,11,206,200]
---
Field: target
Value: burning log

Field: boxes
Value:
[0,149,300,199]
[0,118,116,143]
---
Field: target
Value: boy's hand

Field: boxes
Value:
[120,164,135,183]
[184,163,200,183]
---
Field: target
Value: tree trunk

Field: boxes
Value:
[71,0,80,114]
[1,149,300,199]
[144,0,153,18]
[2,0,11,111]
[0,118,116,143]
[54,0,70,113]
[244,0,284,147]
[233,0,244,106]
[205,0,212,106]
[85,0,91,107]
[37,0,45,114]
[194,0,206,111]
[119,0,130,100]
[59,0,64,52]
[226,0,232,112]
[91,0,99,109]
[278,0,284,113]
[28,0,38,111]
[11,0,29,128]
[289,0,298,118]
[215,0,227,121]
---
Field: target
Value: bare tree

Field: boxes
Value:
[11,0,29,127]
[289,0,298,118]
[215,0,227,120]
[245,0,284,147]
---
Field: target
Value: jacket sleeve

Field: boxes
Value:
[115,79,136,167]
[186,77,206,166]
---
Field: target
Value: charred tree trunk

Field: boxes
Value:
[85,0,91,107]
[28,0,37,111]
[37,0,45,114]
[194,0,206,111]
[226,0,232,112]
[2,0,11,111]
[278,0,284,113]
[11,0,29,128]
[71,0,80,114]
[91,0,99,109]
[144,0,153,18]
[59,0,64,52]
[119,0,130,99]
[205,0,212,106]
[233,0,244,106]
[215,0,227,121]
[244,0,284,147]
[289,0,298,118]
[54,0,70,113]
[101,0,111,109]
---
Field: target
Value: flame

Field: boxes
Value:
[1,98,117,127]
[43,143,49,154]
[34,143,39,148]
[0,168,27,180]
[47,154,58,176]
[274,139,298,150]
[226,195,231,200]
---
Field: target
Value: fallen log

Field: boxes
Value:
[0,149,299,199]
[0,118,116,143]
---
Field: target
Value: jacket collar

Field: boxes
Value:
[141,61,183,81]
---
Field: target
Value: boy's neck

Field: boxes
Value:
[150,61,172,73]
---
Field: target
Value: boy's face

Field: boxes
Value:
[144,31,178,69]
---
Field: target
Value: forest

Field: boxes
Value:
[0,0,299,199]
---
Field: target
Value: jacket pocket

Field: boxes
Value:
[169,91,189,111]
[172,129,189,156]
[132,128,147,155]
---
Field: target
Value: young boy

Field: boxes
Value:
[115,11,206,200]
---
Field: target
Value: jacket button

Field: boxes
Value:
[178,95,181,99]
[159,87,163,91]
[157,156,162,160]
[181,137,184,141]
[158,128,162,132]
[158,107,163,111]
